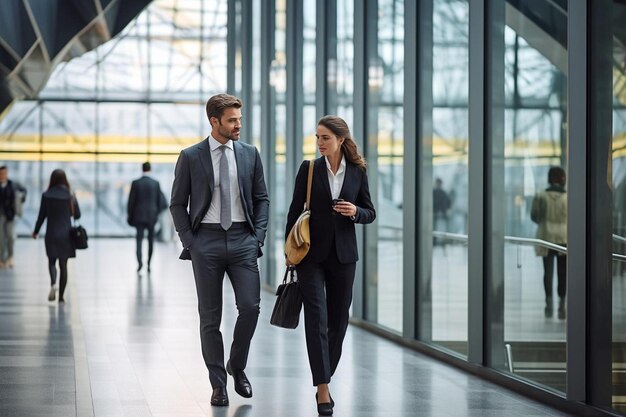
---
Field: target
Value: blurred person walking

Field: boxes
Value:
[433,177,451,246]
[285,115,376,416]
[0,165,27,268]
[170,94,269,406]
[531,166,567,319]
[32,169,81,303]
[127,162,168,273]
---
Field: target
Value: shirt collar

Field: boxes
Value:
[208,135,233,152]
[325,155,346,174]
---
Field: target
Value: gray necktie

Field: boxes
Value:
[219,145,232,230]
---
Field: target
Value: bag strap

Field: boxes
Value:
[283,266,296,284]
[305,159,314,210]
[69,194,78,225]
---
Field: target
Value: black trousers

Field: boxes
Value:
[297,241,356,386]
[48,257,68,299]
[135,223,155,266]
[189,223,260,388]
[543,248,567,299]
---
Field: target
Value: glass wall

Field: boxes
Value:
[428,0,469,356]
[333,0,354,126]
[489,0,568,393]
[270,0,288,287]
[0,0,228,238]
[613,0,626,411]
[251,0,262,150]
[303,0,317,159]
[373,0,404,333]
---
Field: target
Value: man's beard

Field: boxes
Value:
[218,124,239,141]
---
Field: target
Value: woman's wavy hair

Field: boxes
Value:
[47,169,70,191]
[317,115,367,170]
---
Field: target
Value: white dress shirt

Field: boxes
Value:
[202,136,246,224]
[325,155,346,199]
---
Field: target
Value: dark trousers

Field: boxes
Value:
[48,257,68,299]
[297,242,356,386]
[543,249,566,299]
[135,224,155,267]
[189,223,260,388]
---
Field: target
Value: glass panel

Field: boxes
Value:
[271,0,288,286]
[373,0,404,333]
[251,0,262,150]
[200,0,228,96]
[489,0,568,393]
[149,103,204,156]
[613,0,626,411]
[234,0,244,95]
[303,0,316,160]
[429,0,469,356]
[335,0,353,125]
[0,0,228,237]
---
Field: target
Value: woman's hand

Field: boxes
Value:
[333,200,357,217]
[31,232,37,239]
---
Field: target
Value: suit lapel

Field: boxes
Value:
[233,141,246,194]
[197,138,214,192]
[338,161,353,199]
[316,157,332,200]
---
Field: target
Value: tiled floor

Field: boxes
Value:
[0,238,573,417]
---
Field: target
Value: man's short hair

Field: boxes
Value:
[205,94,243,123]
[142,162,151,172]
[0,166,7,171]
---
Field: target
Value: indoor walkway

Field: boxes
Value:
[0,238,571,417]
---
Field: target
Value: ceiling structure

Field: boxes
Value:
[0,0,152,118]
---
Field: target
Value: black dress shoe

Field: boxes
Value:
[315,393,333,415]
[210,386,229,406]
[226,360,252,398]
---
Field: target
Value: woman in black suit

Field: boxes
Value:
[285,115,376,416]
[32,169,81,303]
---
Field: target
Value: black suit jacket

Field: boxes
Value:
[285,157,376,264]
[170,138,270,260]
[127,175,167,227]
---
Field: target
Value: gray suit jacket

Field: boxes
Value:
[170,138,269,260]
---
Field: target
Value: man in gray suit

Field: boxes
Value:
[170,94,269,407]
[127,162,167,272]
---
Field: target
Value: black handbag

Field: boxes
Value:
[70,224,88,250]
[70,196,88,250]
[270,266,303,329]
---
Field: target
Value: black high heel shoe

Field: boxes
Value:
[315,393,334,416]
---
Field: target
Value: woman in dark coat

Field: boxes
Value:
[32,169,81,303]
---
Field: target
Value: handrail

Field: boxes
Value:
[614,234,626,244]
[503,236,566,254]
[432,231,626,262]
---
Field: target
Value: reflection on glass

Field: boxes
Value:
[613,0,626,411]
[430,0,469,356]
[491,0,568,393]
[374,0,404,333]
